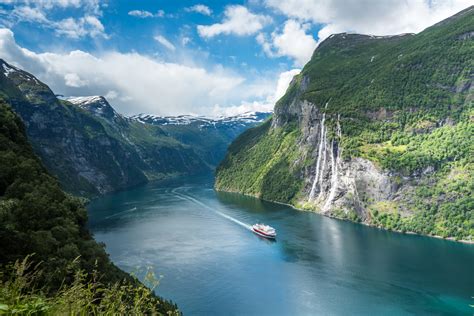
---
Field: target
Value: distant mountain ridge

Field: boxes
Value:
[131,111,271,168]
[0,60,269,196]
[132,111,270,126]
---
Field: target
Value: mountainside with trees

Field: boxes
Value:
[216,6,474,241]
[0,100,179,314]
[0,61,268,197]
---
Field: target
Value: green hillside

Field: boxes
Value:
[0,60,209,197]
[216,7,474,241]
[0,100,179,314]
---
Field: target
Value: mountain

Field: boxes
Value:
[0,60,266,197]
[216,7,474,241]
[0,100,179,314]
[133,111,270,167]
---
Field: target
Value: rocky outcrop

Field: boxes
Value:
[216,7,473,240]
[0,59,207,196]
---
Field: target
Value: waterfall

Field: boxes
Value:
[323,140,338,210]
[317,126,328,201]
[308,113,326,201]
[323,115,342,211]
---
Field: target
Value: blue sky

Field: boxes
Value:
[0,0,471,116]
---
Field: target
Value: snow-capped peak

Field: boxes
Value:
[131,111,271,127]
[67,96,117,119]
[2,63,17,77]
[67,96,106,105]
[0,60,39,83]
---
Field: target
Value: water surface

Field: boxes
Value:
[88,175,474,315]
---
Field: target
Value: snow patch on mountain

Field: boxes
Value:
[131,111,271,127]
[2,63,16,77]
[67,96,118,119]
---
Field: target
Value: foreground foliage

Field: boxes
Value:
[0,256,179,315]
[0,101,179,314]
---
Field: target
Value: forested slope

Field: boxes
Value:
[216,6,473,241]
[0,100,179,314]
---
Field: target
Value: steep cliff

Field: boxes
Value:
[216,7,473,241]
[2,60,267,196]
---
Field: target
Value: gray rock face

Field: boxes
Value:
[273,76,400,221]
[298,103,399,220]
[0,59,208,196]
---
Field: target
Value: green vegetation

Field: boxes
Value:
[216,120,303,203]
[0,101,179,314]
[0,63,211,197]
[0,256,179,315]
[216,7,473,241]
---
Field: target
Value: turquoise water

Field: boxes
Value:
[88,175,474,315]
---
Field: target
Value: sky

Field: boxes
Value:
[0,0,471,116]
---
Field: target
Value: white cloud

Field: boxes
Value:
[181,36,191,46]
[154,35,175,51]
[105,90,118,100]
[64,72,88,87]
[0,28,285,116]
[197,5,272,38]
[273,68,301,102]
[128,10,153,18]
[258,20,317,67]
[211,101,273,117]
[266,0,473,42]
[128,10,165,18]
[55,15,106,39]
[5,0,98,10]
[12,6,49,23]
[3,0,105,38]
[212,68,300,116]
[186,4,212,16]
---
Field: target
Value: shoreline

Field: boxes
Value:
[214,187,474,245]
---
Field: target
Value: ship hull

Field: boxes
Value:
[252,228,276,239]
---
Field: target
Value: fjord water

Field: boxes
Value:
[88,175,473,315]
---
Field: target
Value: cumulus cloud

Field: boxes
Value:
[128,10,153,18]
[154,35,175,51]
[12,6,49,23]
[266,0,472,42]
[212,68,300,116]
[3,0,105,38]
[257,20,317,67]
[0,28,289,116]
[273,68,301,101]
[197,5,272,38]
[55,15,105,39]
[64,73,88,87]
[7,0,100,11]
[185,4,212,16]
[128,10,165,18]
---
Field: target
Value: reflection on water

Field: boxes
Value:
[88,175,474,315]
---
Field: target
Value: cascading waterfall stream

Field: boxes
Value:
[308,113,326,201]
[323,115,342,211]
[309,102,330,201]
[317,127,328,201]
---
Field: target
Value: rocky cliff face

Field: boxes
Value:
[0,59,269,197]
[283,92,398,220]
[0,60,207,196]
[216,7,473,240]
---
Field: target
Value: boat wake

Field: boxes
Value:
[105,207,137,219]
[172,188,252,231]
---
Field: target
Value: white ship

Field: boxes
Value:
[252,223,276,239]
